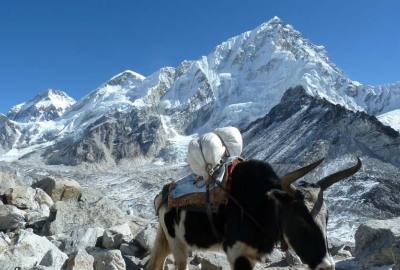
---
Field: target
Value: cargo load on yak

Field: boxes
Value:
[168,127,244,209]
[187,126,243,180]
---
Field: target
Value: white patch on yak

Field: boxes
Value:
[226,241,260,268]
[315,255,335,270]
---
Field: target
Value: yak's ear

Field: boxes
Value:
[266,189,293,204]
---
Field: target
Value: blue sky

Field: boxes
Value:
[1,0,399,113]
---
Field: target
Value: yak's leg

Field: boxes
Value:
[232,256,253,270]
[225,242,258,270]
[171,239,188,270]
[147,225,171,270]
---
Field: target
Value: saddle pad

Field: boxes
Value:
[170,165,226,199]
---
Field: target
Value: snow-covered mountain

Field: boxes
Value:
[0,16,399,164]
[7,89,76,123]
[0,16,399,249]
[378,108,400,132]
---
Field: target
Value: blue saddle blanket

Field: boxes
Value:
[171,156,238,199]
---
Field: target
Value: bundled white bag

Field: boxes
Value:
[187,127,243,179]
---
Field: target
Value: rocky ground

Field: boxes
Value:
[0,171,399,270]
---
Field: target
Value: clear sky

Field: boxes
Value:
[1,0,399,113]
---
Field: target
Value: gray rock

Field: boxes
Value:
[45,192,127,236]
[102,223,133,249]
[88,248,126,270]
[393,241,400,270]
[4,186,53,225]
[122,255,145,270]
[354,217,400,268]
[62,227,103,254]
[32,176,81,202]
[334,246,353,261]
[5,185,37,209]
[39,248,68,268]
[0,229,67,270]
[0,204,26,230]
[128,215,149,237]
[134,223,157,251]
[64,249,95,270]
[0,171,22,195]
[119,243,137,256]
[0,232,11,252]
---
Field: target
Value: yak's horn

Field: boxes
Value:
[317,157,362,191]
[281,158,324,195]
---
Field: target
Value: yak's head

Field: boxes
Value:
[268,158,362,270]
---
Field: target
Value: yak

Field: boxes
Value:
[148,157,361,270]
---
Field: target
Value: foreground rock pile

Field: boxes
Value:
[0,172,399,270]
[0,175,151,270]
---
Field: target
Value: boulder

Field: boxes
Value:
[134,223,157,251]
[64,249,95,270]
[102,223,133,249]
[0,204,26,230]
[123,255,147,270]
[0,229,67,269]
[0,172,21,195]
[119,243,136,256]
[88,248,126,270]
[45,191,127,236]
[354,217,400,268]
[4,186,53,224]
[39,248,68,268]
[128,215,150,236]
[5,185,37,209]
[32,176,81,202]
[0,232,11,252]
[57,227,104,254]
[393,240,400,270]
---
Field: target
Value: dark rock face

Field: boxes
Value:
[44,108,166,165]
[0,114,20,154]
[243,86,400,165]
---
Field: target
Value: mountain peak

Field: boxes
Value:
[107,70,145,86]
[266,16,284,25]
[7,88,76,122]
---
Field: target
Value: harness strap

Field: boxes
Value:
[215,180,283,248]
[206,183,221,241]
[198,132,231,179]
[198,138,213,180]
[215,133,231,158]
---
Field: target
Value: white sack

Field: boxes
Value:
[214,127,243,157]
[187,127,242,179]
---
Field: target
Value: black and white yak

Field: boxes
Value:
[148,158,361,270]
